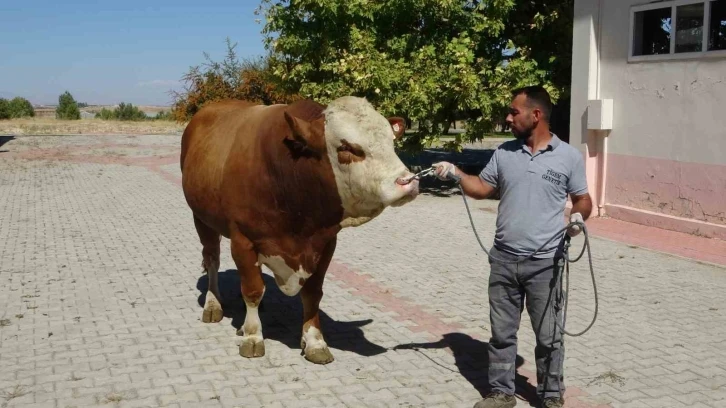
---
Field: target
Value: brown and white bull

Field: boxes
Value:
[180,96,419,364]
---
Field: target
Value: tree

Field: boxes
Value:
[0,98,11,120]
[94,103,149,121]
[8,97,35,118]
[154,110,173,120]
[502,0,573,140]
[171,38,300,122]
[56,91,81,120]
[258,0,569,150]
[115,102,147,121]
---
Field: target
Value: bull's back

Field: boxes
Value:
[180,100,263,235]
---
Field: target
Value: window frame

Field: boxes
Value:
[628,0,726,62]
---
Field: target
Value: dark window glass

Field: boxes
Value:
[633,7,672,56]
[709,0,726,50]
[675,3,705,53]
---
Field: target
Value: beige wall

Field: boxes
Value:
[598,0,725,165]
[570,0,726,233]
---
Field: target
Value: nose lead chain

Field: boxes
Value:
[399,167,436,185]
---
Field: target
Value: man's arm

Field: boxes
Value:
[567,192,593,237]
[570,193,593,221]
[457,171,497,199]
[432,162,496,200]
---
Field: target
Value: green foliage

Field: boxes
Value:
[95,103,148,121]
[77,102,89,108]
[95,108,116,120]
[0,98,11,120]
[8,97,35,118]
[56,91,81,120]
[258,0,570,150]
[171,38,300,122]
[115,102,147,121]
[154,110,174,121]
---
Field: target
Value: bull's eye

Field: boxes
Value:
[337,140,366,164]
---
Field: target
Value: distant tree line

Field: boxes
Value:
[0,97,35,119]
[95,103,173,121]
[0,91,84,120]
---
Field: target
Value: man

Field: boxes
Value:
[433,86,592,408]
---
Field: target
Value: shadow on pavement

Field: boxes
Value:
[393,332,540,407]
[197,270,388,358]
[0,135,15,153]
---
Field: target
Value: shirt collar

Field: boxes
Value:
[520,132,561,155]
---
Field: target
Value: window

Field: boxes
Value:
[630,0,726,60]
[675,3,705,52]
[632,7,672,55]
[710,0,726,50]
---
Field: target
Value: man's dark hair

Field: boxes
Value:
[512,85,553,122]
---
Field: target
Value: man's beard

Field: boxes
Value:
[512,124,534,140]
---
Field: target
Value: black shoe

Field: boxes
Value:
[473,391,517,408]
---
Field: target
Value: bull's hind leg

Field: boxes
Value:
[231,232,266,358]
[300,238,336,364]
[194,216,223,323]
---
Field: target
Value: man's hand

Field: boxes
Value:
[432,162,457,181]
[567,212,584,237]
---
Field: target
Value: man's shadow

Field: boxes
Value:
[197,270,387,357]
[393,332,540,407]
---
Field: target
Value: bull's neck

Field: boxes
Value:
[263,143,345,233]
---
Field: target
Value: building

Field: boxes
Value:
[33,107,57,118]
[570,0,726,239]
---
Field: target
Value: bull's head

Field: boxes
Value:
[283,96,419,228]
[322,96,418,227]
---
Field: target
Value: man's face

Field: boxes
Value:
[505,94,536,140]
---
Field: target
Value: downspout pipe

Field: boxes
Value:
[595,0,607,217]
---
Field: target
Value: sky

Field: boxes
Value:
[0,0,268,106]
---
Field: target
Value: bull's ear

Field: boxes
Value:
[283,111,325,158]
[388,117,406,140]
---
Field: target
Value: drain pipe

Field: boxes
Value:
[595,0,608,217]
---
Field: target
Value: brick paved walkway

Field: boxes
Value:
[1,135,724,408]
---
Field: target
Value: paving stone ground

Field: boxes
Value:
[1,134,725,408]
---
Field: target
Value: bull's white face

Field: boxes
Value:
[323,96,419,228]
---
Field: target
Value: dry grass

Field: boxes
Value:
[1,385,29,401]
[0,118,186,136]
[587,370,626,387]
[99,392,126,404]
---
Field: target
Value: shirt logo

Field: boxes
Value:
[542,169,565,186]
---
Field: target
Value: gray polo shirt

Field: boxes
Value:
[479,134,588,258]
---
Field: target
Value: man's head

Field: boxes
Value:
[506,85,552,140]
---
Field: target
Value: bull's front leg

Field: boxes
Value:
[300,237,336,364]
[231,231,266,358]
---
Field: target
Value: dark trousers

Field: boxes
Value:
[487,245,565,400]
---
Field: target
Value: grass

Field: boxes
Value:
[0,118,186,136]
[1,385,29,402]
[587,370,626,387]
[99,392,126,404]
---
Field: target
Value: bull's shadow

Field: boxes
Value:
[393,333,540,407]
[196,270,387,357]
[0,135,15,153]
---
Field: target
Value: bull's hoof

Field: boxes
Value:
[239,336,265,358]
[201,293,223,323]
[303,345,334,364]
